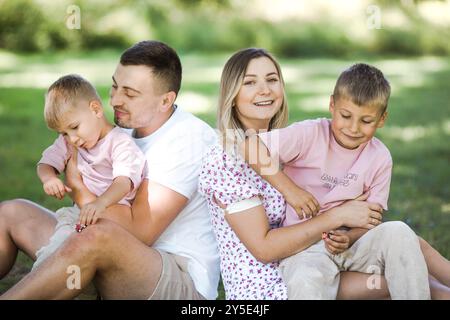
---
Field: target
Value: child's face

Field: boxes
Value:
[234,56,284,130]
[329,96,387,150]
[58,101,105,149]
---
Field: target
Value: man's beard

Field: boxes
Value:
[114,116,133,129]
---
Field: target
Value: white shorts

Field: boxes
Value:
[33,205,80,269]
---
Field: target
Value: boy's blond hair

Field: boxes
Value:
[44,74,101,130]
[333,63,391,114]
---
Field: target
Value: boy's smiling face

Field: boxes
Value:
[329,95,388,150]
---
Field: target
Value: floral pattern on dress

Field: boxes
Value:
[199,144,288,300]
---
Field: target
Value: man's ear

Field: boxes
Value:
[89,100,103,118]
[329,95,335,113]
[377,111,388,128]
[160,91,177,112]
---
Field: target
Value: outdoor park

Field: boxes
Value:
[0,0,449,299]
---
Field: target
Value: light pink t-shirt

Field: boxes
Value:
[258,118,392,227]
[39,127,147,206]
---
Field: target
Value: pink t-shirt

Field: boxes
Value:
[258,118,392,227]
[38,127,147,206]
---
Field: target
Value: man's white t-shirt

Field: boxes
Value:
[126,106,220,300]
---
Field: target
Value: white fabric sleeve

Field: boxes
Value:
[225,196,263,214]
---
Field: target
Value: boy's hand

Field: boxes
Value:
[323,230,351,255]
[79,200,107,226]
[43,177,72,200]
[285,186,320,219]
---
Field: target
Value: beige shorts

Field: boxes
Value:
[148,249,205,300]
[279,221,430,300]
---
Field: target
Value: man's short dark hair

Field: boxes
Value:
[120,40,182,95]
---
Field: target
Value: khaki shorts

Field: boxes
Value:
[148,249,205,300]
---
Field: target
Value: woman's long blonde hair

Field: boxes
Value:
[217,48,289,146]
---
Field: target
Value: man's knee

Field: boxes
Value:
[59,222,115,258]
[0,199,26,223]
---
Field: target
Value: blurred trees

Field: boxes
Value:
[0,0,448,57]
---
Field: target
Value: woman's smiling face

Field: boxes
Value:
[234,56,284,131]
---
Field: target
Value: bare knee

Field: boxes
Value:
[0,199,27,226]
[0,199,20,218]
[58,222,115,259]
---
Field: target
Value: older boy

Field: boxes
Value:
[245,63,430,299]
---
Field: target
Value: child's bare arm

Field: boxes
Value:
[96,176,132,209]
[241,136,320,219]
[37,163,72,200]
[37,163,58,183]
[79,176,132,226]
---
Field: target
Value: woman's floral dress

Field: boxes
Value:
[199,144,288,299]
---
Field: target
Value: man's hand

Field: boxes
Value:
[79,200,107,226]
[65,148,97,207]
[323,229,351,255]
[43,177,72,200]
[285,186,320,220]
[65,149,84,191]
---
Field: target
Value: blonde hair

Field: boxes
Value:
[44,74,101,131]
[217,48,288,146]
[333,63,391,114]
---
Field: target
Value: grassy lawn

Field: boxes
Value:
[0,50,449,298]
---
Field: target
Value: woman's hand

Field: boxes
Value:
[336,193,383,229]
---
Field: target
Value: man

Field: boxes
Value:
[0,40,220,300]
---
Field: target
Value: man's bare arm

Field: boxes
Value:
[131,180,188,246]
[65,155,96,207]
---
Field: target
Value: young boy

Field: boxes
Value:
[244,63,430,299]
[34,74,147,269]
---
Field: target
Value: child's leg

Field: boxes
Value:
[340,221,430,299]
[33,206,79,270]
[337,271,390,299]
[419,237,450,287]
[429,275,450,300]
[279,241,340,299]
[338,273,450,300]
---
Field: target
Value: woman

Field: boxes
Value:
[198,48,450,299]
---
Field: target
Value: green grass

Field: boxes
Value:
[0,50,449,298]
